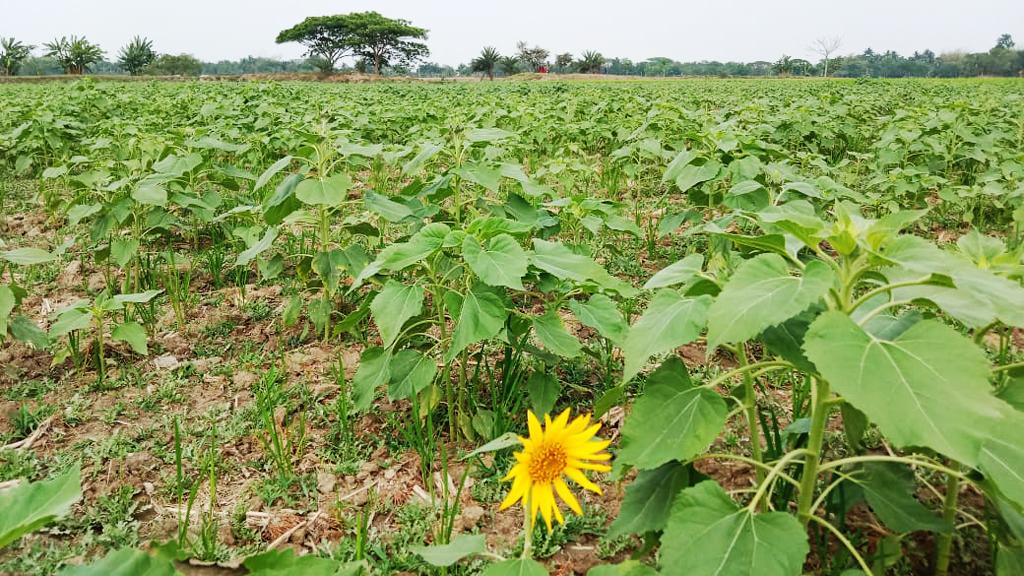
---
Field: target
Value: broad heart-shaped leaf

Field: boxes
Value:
[410,533,486,567]
[1,247,57,266]
[387,349,437,400]
[531,239,636,296]
[370,281,423,349]
[0,466,81,549]
[132,180,168,207]
[568,293,628,346]
[856,463,948,533]
[882,235,1024,329]
[804,312,1003,466]
[295,174,353,206]
[979,406,1024,509]
[352,347,391,412]
[707,254,833,352]
[660,480,808,576]
[446,285,508,362]
[608,460,695,538]
[673,162,720,194]
[463,234,528,290]
[242,548,364,576]
[481,558,548,576]
[532,310,582,358]
[622,291,711,383]
[111,321,148,355]
[59,548,179,576]
[618,358,727,469]
[643,254,704,290]
[455,163,502,192]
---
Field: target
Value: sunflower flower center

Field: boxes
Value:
[528,441,567,483]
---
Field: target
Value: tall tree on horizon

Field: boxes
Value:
[118,36,156,75]
[471,46,501,80]
[346,12,429,75]
[0,37,34,76]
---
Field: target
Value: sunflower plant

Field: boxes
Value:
[597,201,1024,575]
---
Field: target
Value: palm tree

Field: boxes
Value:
[578,50,605,74]
[471,46,500,80]
[0,37,34,76]
[118,36,155,75]
[498,55,520,77]
[44,36,104,75]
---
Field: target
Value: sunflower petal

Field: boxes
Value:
[565,467,603,495]
[555,478,583,515]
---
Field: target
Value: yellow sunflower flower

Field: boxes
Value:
[500,409,612,531]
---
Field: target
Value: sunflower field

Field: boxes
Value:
[1,77,1024,575]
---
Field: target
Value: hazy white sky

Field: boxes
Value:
[4,1,1022,64]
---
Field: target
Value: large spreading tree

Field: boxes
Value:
[277,12,429,75]
[346,12,428,75]
[276,15,357,73]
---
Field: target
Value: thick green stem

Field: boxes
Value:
[737,347,765,486]
[934,472,960,576]
[796,378,831,525]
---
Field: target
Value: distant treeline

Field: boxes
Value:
[6,38,1023,79]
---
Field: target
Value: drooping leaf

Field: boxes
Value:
[707,254,833,352]
[0,466,81,549]
[236,227,278,266]
[370,281,424,349]
[242,548,364,576]
[411,534,487,567]
[619,358,727,469]
[532,310,582,358]
[254,156,293,192]
[856,463,948,533]
[979,407,1024,509]
[111,321,148,355]
[387,349,437,400]
[531,239,635,296]
[527,372,561,416]
[660,480,808,576]
[352,347,391,412]
[58,548,179,576]
[608,460,694,538]
[622,291,711,383]
[364,190,413,222]
[1,247,57,266]
[804,311,1002,466]
[568,293,628,346]
[446,285,508,362]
